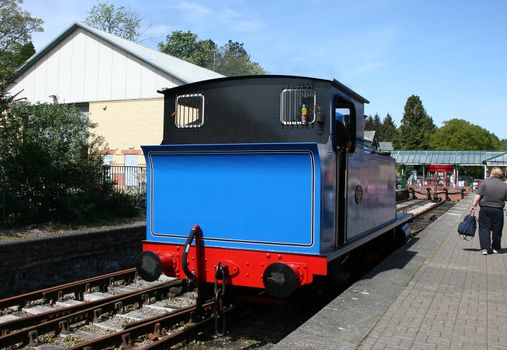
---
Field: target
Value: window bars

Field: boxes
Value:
[175,94,205,128]
[280,88,316,125]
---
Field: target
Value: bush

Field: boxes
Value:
[57,182,145,223]
[0,86,143,225]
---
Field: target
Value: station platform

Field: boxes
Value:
[273,195,507,349]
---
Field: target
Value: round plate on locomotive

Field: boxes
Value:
[355,185,363,204]
[137,251,162,282]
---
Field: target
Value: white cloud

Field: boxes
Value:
[174,1,212,21]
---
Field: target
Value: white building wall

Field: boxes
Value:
[8,29,179,103]
[83,32,99,101]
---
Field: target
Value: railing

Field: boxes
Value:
[103,165,147,192]
[409,187,466,201]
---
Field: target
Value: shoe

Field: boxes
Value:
[482,250,488,255]
[493,249,501,254]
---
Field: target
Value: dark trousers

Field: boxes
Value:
[478,206,504,251]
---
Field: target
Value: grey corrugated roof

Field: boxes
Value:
[390,150,507,166]
[483,152,507,165]
[11,22,223,85]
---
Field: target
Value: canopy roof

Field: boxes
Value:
[390,150,507,166]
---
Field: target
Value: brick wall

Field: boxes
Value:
[0,224,145,298]
[89,98,164,166]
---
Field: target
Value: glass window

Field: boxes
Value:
[280,88,316,125]
[175,94,205,128]
[334,101,355,152]
[103,154,113,166]
[124,154,138,167]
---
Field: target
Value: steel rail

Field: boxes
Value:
[69,300,215,350]
[0,279,183,348]
[0,268,137,310]
[0,277,177,336]
[142,317,211,350]
[410,200,448,235]
[142,303,235,350]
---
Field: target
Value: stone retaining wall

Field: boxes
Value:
[0,223,145,298]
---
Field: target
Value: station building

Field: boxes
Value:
[390,150,507,186]
[361,132,507,187]
[6,22,223,167]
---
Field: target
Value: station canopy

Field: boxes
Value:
[390,150,507,167]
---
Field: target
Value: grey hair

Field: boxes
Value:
[491,167,503,178]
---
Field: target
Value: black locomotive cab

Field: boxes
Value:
[159,75,367,151]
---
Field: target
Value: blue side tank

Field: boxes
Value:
[143,143,322,255]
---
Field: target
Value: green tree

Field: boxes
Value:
[500,139,507,151]
[382,113,398,143]
[365,115,373,130]
[84,1,141,41]
[398,95,435,149]
[215,40,265,76]
[158,31,217,69]
[429,118,501,150]
[0,92,106,223]
[159,31,265,76]
[0,0,43,81]
[365,113,383,139]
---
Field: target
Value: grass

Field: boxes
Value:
[0,215,145,241]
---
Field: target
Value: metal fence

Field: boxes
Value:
[103,165,147,192]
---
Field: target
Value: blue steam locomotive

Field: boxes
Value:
[137,75,411,298]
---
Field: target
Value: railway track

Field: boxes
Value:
[0,268,138,310]
[407,199,455,236]
[70,300,216,350]
[396,198,455,236]
[0,268,225,349]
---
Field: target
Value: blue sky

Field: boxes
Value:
[23,0,507,140]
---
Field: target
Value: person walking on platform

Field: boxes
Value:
[470,167,507,255]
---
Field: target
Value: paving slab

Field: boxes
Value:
[274,196,477,350]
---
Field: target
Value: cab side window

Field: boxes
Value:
[335,102,355,152]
